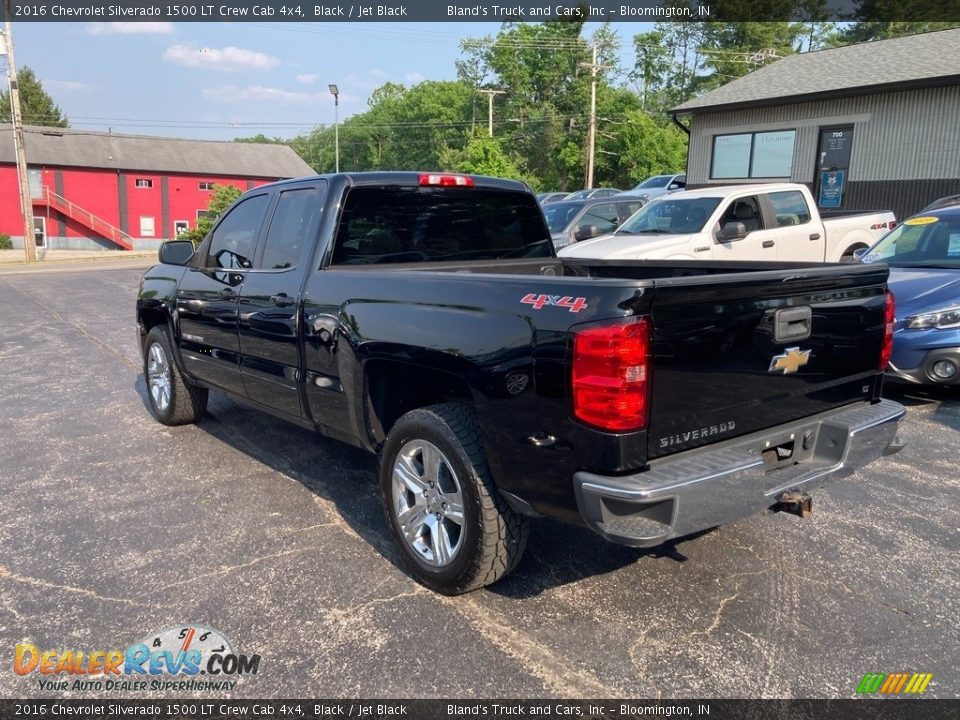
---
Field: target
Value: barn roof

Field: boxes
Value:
[0,125,313,179]
[672,28,960,115]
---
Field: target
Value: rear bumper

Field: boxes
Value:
[573,399,905,547]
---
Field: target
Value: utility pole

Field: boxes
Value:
[580,45,611,190]
[477,89,505,138]
[1,9,36,261]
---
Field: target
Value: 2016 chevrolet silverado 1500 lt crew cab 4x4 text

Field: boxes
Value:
[137,172,904,595]
[559,183,896,264]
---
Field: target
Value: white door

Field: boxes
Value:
[33,217,46,248]
[766,189,824,262]
[712,195,778,261]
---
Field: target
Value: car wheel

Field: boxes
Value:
[143,326,208,426]
[380,403,529,595]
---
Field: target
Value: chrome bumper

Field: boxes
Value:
[573,399,905,547]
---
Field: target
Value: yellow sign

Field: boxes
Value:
[904,216,939,226]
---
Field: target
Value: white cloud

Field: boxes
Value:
[404,72,425,84]
[368,68,388,79]
[203,85,324,104]
[295,74,318,85]
[43,79,96,92]
[87,22,174,35]
[163,44,281,72]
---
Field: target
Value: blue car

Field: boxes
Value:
[861,205,960,386]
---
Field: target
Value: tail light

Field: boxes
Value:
[880,291,895,370]
[419,173,473,187]
[888,220,897,230]
[572,317,651,432]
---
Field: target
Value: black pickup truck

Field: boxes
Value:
[137,172,904,594]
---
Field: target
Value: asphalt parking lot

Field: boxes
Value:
[0,263,957,700]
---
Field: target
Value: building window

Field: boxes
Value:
[174,220,190,237]
[197,210,212,221]
[135,179,153,189]
[711,130,796,180]
[140,216,156,237]
[199,181,215,191]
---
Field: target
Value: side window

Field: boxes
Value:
[576,203,619,237]
[768,190,812,227]
[674,175,686,188]
[719,196,764,234]
[258,188,318,270]
[621,201,645,219]
[207,194,269,269]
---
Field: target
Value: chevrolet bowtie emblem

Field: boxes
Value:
[769,347,811,374]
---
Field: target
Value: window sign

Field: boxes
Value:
[711,134,752,179]
[751,130,795,177]
[819,170,845,208]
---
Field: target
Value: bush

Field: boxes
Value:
[0,233,12,250]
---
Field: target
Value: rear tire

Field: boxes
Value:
[143,326,208,426]
[380,403,529,595]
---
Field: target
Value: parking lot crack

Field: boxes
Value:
[0,565,148,607]
[149,546,323,593]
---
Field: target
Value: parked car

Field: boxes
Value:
[138,171,903,594]
[563,188,623,201]
[536,192,569,205]
[625,173,686,201]
[542,195,647,250]
[859,206,960,386]
[921,194,960,213]
[559,183,896,263]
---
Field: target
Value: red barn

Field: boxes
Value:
[0,125,314,251]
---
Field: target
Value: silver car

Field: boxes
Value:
[624,173,686,202]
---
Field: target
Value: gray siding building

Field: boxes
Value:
[672,29,960,220]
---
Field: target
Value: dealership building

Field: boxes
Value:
[672,28,960,220]
[0,125,313,250]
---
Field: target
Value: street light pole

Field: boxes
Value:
[328,84,340,173]
[1,9,36,261]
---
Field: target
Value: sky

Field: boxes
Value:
[7,20,653,141]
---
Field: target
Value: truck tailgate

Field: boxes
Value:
[646,264,890,459]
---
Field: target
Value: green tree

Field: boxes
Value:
[180,184,243,245]
[438,131,529,183]
[0,67,68,127]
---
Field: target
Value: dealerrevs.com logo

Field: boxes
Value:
[14,624,260,692]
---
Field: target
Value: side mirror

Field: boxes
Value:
[158,240,195,266]
[668,183,680,190]
[719,221,748,242]
[575,225,600,242]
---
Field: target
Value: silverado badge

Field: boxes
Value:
[769,347,811,374]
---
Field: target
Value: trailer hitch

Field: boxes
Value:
[772,491,813,518]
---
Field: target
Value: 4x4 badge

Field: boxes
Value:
[769,347,811,374]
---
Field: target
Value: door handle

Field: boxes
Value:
[762,240,775,248]
[809,233,821,241]
[219,288,237,300]
[270,293,295,307]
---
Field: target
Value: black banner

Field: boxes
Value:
[1,700,958,720]
[1,0,959,23]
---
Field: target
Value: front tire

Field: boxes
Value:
[380,403,528,595]
[143,326,208,426]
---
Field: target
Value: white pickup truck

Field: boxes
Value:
[558,183,896,263]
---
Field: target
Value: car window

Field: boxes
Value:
[575,204,619,236]
[259,188,318,270]
[620,201,645,218]
[864,215,960,267]
[768,190,811,227]
[207,194,269,269]
[542,202,583,233]
[620,197,721,234]
[719,196,764,234]
[331,187,551,265]
[637,175,672,189]
[675,175,686,186]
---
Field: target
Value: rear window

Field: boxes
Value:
[331,187,552,265]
